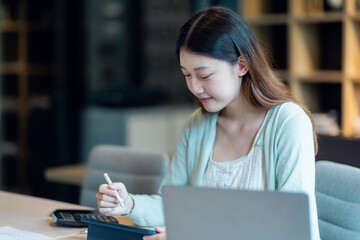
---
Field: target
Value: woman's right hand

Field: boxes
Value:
[96,182,134,216]
[143,226,167,240]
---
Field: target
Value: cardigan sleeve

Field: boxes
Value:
[126,112,195,227]
[275,105,315,192]
[274,103,320,240]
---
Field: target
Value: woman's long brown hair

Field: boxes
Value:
[176,6,318,154]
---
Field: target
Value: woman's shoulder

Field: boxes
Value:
[261,102,314,147]
[264,102,313,136]
[272,101,304,114]
[270,102,309,121]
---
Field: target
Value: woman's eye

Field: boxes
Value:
[201,74,212,79]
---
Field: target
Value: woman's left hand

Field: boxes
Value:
[143,226,167,240]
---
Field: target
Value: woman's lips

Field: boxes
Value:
[199,97,212,103]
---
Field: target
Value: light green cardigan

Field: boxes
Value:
[128,102,320,239]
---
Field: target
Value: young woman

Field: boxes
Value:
[96,6,320,240]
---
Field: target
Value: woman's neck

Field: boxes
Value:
[219,96,266,124]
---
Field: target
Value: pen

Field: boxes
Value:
[104,173,125,208]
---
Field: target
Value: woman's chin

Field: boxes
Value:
[202,103,223,113]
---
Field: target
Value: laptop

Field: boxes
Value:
[162,186,310,240]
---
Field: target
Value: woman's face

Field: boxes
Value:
[180,49,243,113]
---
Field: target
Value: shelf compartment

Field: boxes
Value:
[251,24,288,69]
[25,0,55,22]
[351,13,360,21]
[297,70,343,83]
[292,0,344,16]
[1,110,19,142]
[245,14,289,26]
[2,62,55,75]
[241,0,288,18]
[1,32,19,61]
[293,22,343,74]
[0,141,18,156]
[1,75,19,97]
[28,63,56,76]
[28,75,54,95]
[300,82,342,125]
[295,12,344,23]
[27,30,55,63]
[27,20,54,32]
[1,0,20,21]
[0,20,20,32]
[1,62,21,74]
[28,95,52,109]
[1,97,18,111]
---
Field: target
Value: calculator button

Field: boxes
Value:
[76,214,119,224]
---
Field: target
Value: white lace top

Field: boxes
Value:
[202,116,268,191]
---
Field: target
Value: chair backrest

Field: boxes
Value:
[315,160,360,240]
[80,145,169,208]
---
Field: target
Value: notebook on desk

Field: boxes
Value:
[162,186,310,240]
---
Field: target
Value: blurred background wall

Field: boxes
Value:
[2,0,360,205]
[0,0,237,203]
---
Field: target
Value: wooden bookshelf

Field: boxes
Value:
[239,0,360,137]
[0,0,56,191]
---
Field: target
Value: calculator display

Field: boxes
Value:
[59,212,75,220]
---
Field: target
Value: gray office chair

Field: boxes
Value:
[80,145,169,208]
[315,161,360,240]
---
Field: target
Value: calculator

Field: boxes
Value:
[51,209,118,227]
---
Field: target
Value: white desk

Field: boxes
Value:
[0,190,135,239]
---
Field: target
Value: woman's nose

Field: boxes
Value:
[188,78,204,94]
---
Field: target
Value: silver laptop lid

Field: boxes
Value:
[162,186,310,240]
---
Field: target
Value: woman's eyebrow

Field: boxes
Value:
[180,65,211,71]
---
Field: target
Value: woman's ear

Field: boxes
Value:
[236,56,248,77]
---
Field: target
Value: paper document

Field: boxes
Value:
[0,226,55,240]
